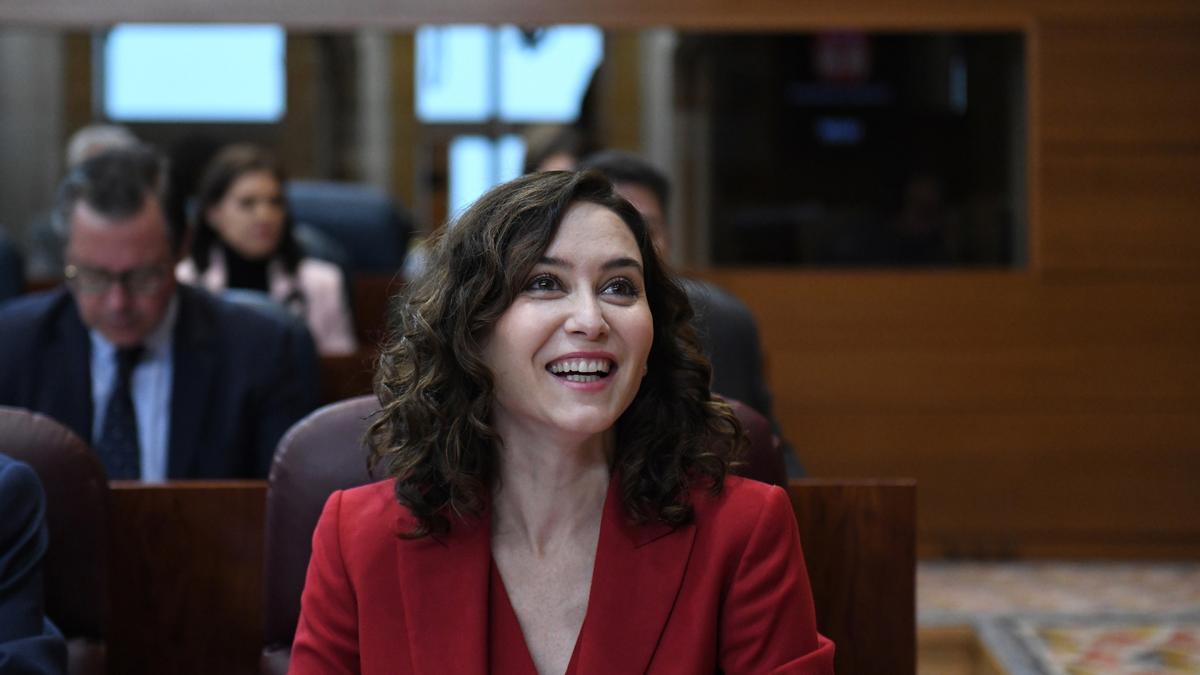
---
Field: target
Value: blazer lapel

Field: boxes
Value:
[395,509,491,674]
[168,289,216,478]
[45,293,94,442]
[576,480,696,674]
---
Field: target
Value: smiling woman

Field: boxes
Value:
[290,170,835,674]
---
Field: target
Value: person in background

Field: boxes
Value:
[0,453,67,675]
[523,124,589,174]
[177,144,357,356]
[290,171,833,673]
[25,124,141,282]
[578,150,803,475]
[0,227,24,302]
[0,145,317,480]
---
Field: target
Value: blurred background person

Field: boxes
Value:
[0,227,24,302]
[522,123,590,174]
[0,145,317,480]
[578,150,803,475]
[0,453,67,675]
[177,144,357,356]
[25,124,140,282]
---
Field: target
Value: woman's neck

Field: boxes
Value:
[491,429,611,557]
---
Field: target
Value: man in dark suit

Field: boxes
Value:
[0,453,67,675]
[0,146,317,480]
[578,151,803,475]
[0,228,23,303]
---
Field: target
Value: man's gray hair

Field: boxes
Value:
[65,124,139,168]
[53,144,176,252]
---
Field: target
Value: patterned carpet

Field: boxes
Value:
[918,562,1200,674]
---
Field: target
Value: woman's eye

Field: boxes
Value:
[526,274,562,293]
[602,278,640,298]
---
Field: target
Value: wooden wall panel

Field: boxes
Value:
[1040,151,1200,272]
[799,413,1199,555]
[1038,19,1200,147]
[1037,17,1200,271]
[702,271,1200,557]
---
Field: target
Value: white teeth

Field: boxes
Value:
[548,358,613,375]
[565,373,601,383]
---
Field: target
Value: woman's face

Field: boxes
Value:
[481,202,654,443]
[206,169,286,260]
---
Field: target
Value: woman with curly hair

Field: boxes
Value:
[290,170,833,674]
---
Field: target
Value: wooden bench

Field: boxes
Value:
[105,479,915,675]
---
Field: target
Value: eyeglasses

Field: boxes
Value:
[64,263,169,296]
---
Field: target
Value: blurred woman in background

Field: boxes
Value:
[177,144,357,355]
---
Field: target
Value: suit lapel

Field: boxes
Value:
[576,479,696,674]
[45,292,94,442]
[396,509,491,674]
[168,289,217,478]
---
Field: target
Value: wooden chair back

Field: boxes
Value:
[99,479,913,675]
[789,479,917,675]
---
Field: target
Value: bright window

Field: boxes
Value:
[448,134,526,216]
[416,25,602,123]
[418,24,601,216]
[104,24,286,122]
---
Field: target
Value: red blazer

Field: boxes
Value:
[291,476,835,674]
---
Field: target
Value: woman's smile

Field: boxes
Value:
[546,351,617,390]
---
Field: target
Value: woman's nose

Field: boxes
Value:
[564,294,609,339]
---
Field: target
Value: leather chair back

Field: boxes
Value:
[260,393,784,673]
[724,398,787,488]
[286,180,413,274]
[261,397,379,674]
[0,406,108,675]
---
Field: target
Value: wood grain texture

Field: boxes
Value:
[1036,16,1200,272]
[108,482,266,675]
[103,481,902,674]
[318,352,376,405]
[351,274,402,350]
[1040,151,1200,272]
[790,480,917,675]
[704,270,1200,558]
[918,626,1006,675]
[1038,18,1200,147]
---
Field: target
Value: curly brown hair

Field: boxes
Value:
[368,170,744,537]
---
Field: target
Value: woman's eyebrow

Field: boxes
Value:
[538,256,643,274]
[602,257,643,273]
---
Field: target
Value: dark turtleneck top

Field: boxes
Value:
[220,241,270,293]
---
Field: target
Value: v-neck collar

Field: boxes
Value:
[489,557,579,675]
[393,476,697,674]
